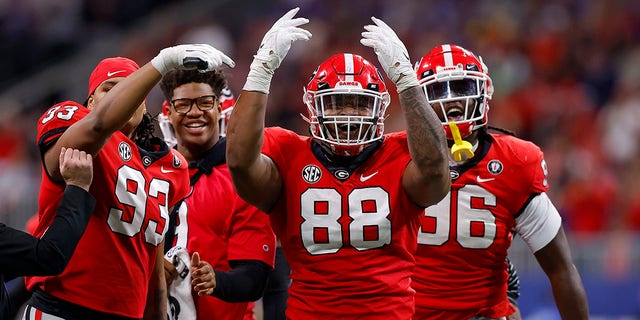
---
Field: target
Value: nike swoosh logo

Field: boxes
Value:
[360,171,378,182]
[476,176,495,183]
[107,70,126,77]
[160,166,174,174]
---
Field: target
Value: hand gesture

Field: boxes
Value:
[190,252,216,296]
[244,7,311,93]
[254,7,311,70]
[361,17,418,92]
[151,44,236,75]
[59,147,93,191]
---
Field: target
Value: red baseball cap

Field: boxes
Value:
[87,57,140,98]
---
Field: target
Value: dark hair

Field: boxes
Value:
[133,112,156,150]
[159,69,227,101]
[487,125,516,136]
[82,98,156,150]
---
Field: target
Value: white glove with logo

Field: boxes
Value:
[151,44,235,75]
[243,7,312,93]
[360,17,418,93]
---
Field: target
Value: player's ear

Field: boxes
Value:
[86,95,95,109]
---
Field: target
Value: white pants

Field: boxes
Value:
[22,305,65,320]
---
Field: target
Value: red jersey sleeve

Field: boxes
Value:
[501,135,549,195]
[262,127,298,166]
[525,142,549,194]
[36,101,88,151]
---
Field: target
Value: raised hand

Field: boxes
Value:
[360,17,418,92]
[190,252,216,296]
[244,7,312,93]
[59,147,93,191]
[255,7,311,70]
[151,44,236,75]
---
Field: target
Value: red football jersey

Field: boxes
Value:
[169,141,276,320]
[262,127,422,320]
[413,133,548,318]
[27,102,189,318]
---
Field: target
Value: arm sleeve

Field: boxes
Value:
[211,260,271,302]
[515,192,562,253]
[0,185,96,276]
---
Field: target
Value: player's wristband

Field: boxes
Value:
[395,72,420,93]
[242,59,274,94]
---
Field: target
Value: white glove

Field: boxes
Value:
[243,7,312,93]
[151,44,235,75]
[360,17,419,92]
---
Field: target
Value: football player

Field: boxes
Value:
[411,44,588,319]
[24,46,234,319]
[226,8,449,319]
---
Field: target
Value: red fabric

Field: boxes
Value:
[243,301,256,320]
[262,127,421,320]
[27,102,189,318]
[25,214,39,235]
[413,134,547,317]
[170,157,275,320]
[87,57,139,97]
[415,300,515,320]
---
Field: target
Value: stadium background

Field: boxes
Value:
[0,0,638,318]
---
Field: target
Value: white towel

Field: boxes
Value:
[165,246,196,320]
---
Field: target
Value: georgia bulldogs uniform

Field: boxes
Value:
[413,133,557,319]
[263,127,423,320]
[28,102,189,318]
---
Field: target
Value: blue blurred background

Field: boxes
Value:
[0,0,638,318]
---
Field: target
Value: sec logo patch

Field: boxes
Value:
[302,164,322,184]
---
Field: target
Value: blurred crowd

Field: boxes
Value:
[0,0,639,272]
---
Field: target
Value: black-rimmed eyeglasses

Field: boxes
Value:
[170,95,217,114]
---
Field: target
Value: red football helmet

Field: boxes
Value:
[218,86,235,137]
[415,44,493,140]
[303,53,390,157]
